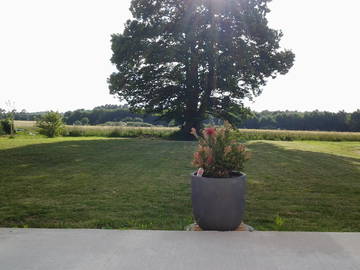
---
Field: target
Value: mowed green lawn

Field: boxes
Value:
[0,136,359,231]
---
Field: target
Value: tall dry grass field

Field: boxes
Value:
[65,125,178,138]
[13,120,360,141]
[236,129,360,142]
[14,120,36,128]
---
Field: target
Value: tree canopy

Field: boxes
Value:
[109,0,294,137]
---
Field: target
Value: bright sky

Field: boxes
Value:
[0,0,359,113]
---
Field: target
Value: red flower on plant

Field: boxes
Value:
[194,152,201,161]
[204,128,216,136]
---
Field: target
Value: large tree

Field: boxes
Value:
[109,0,295,136]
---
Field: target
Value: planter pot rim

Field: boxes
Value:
[191,171,246,180]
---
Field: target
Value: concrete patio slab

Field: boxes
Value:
[0,228,359,270]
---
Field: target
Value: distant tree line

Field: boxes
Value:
[239,110,360,132]
[0,109,47,121]
[0,105,161,126]
[1,105,360,132]
[62,105,165,126]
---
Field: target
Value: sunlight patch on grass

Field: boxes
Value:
[259,141,360,159]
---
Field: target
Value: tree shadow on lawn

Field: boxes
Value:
[0,138,195,230]
[0,138,359,231]
[246,142,360,232]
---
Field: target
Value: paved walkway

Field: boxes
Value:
[1,228,359,270]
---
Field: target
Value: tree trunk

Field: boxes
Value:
[176,108,202,140]
[180,38,202,140]
[183,114,201,131]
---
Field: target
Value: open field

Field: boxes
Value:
[236,129,360,142]
[65,125,177,138]
[14,121,177,138]
[14,120,37,128]
[0,136,359,231]
[13,120,360,141]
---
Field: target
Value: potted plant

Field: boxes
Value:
[190,123,251,231]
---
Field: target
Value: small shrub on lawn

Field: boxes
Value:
[0,119,14,135]
[36,111,65,138]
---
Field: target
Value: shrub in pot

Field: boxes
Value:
[191,123,251,231]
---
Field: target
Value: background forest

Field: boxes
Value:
[1,105,359,132]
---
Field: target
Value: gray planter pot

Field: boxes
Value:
[191,172,247,231]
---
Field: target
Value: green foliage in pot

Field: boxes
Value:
[191,123,251,178]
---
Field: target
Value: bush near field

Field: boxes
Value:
[0,119,14,135]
